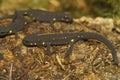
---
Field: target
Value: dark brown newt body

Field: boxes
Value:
[23,32,118,65]
[15,9,73,30]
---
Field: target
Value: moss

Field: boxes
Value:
[88,0,120,17]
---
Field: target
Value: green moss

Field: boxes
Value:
[88,0,120,17]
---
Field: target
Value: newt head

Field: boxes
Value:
[60,14,73,23]
[23,33,48,47]
[23,34,39,47]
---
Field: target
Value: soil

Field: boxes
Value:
[0,16,120,80]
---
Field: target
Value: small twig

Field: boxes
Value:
[56,54,65,70]
[9,63,13,80]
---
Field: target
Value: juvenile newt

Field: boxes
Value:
[23,32,118,65]
[15,9,73,30]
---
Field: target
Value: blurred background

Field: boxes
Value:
[0,0,120,18]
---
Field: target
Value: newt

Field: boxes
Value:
[15,9,73,30]
[0,16,28,37]
[22,32,118,65]
[0,9,73,37]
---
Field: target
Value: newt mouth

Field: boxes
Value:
[0,32,7,38]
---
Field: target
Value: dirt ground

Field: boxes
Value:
[0,16,120,80]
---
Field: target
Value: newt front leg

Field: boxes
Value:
[49,21,57,31]
[66,42,75,57]
[45,43,51,55]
